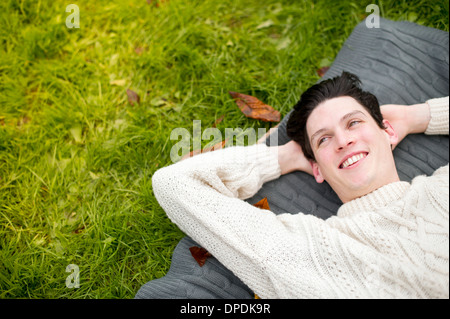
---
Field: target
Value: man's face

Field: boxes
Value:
[306,96,399,203]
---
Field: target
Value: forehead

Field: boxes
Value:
[306,96,368,133]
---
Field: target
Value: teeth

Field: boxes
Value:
[341,153,365,168]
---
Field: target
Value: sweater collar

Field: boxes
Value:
[337,181,411,217]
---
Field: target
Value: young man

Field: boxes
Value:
[151,72,449,298]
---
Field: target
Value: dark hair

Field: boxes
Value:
[286,71,384,161]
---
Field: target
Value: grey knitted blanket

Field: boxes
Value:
[135,18,449,299]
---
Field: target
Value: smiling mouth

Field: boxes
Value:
[339,152,368,169]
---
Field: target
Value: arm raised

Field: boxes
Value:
[380,102,430,149]
[380,96,449,149]
[270,140,313,176]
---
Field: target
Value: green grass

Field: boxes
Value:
[0,0,448,299]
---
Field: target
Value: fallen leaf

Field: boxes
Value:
[317,66,330,77]
[212,115,225,128]
[229,91,280,122]
[134,47,145,55]
[127,89,140,106]
[110,79,127,86]
[203,139,227,153]
[150,97,167,107]
[276,37,291,50]
[72,225,85,234]
[181,139,228,161]
[254,294,261,299]
[256,19,274,30]
[147,0,169,7]
[17,116,31,127]
[89,171,101,180]
[189,246,212,267]
[253,197,270,211]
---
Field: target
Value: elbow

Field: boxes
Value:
[151,167,171,198]
[151,165,186,203]
[151,166,191,225]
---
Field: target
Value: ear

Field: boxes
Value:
[382,119,399,147]
[312,162,324,184]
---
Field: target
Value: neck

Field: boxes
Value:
[339,172,401,203]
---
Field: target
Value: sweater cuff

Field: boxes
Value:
[245,144,282,184]
[425,97,449,135]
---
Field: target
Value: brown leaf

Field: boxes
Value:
[317,66,330,77]
[253,197,270,211]
[229,91,280,122]
[127,89,140,106]
[181,139,228,161]
[16,115,31,127]
[212,115,225,128]
[189,246,212,267]
[72,225,85,234]
[147,0,169,7]
[203,139,227,153]
[134,47,145,55]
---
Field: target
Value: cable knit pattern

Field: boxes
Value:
[152,98,449,298]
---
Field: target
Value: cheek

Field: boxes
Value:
[363,129,389,149]
[364,124,385,137]
[314,147,335,168]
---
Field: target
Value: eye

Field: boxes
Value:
[349,120,361,127]
[318,136,329,146]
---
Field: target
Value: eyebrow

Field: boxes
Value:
[310,110,367,145]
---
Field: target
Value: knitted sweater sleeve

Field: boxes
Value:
[152,144,362,298]
[425,96,449,135]
[152,144,281,297]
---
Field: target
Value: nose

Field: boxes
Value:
[335,130,355,151]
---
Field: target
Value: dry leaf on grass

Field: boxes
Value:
[229,91,280,122]
[110,79,127,86]
[127,89,140,106]
[212,115,225,128]
[317,66,330,77]
[181,139,228,161]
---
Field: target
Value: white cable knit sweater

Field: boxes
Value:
[152,97,449,298]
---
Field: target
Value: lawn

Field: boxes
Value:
[0,0,448,298]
